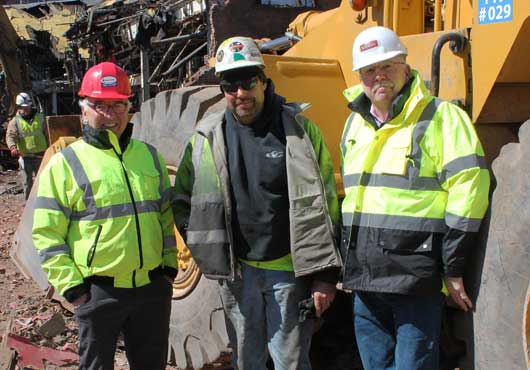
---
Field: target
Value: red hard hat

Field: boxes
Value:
[78,62,132,99]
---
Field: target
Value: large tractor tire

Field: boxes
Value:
[472,119,530,369]
[131,86,228,369]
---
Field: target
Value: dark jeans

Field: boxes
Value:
[75,277,172,370]
[353,291,443,370]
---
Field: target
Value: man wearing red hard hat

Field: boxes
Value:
[32,62,178,370]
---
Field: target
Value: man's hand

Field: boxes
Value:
[71,293,89,307]
[311,280,336,318]
[9,146,19,157]
[444,276,473,312]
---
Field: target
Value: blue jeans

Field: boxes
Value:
[353,291,443,370]
[219,263,313,370]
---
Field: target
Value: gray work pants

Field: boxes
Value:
[219,263,313,370]
[20,156,42,200]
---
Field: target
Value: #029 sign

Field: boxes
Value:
[478,0,513,24]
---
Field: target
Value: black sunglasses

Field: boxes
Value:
[220,76,259,93]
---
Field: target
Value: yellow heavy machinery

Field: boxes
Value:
[10,0,529,369]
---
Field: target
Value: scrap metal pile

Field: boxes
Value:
[64,0,210,103]
[1,0,210,119]
[2,0,323,117]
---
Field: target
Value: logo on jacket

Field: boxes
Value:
[265,150,284,159]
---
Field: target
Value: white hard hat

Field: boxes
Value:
[16,92,33,107]
[215,37,265,75]
[352,26,408,71]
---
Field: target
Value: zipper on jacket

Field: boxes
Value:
[406,155,416,167]
[132,270,137,288]
[113,148,143,285]
[86,225,103,267]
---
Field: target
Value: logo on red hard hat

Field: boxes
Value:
[229,41,244,52]
[360,40,379,52]
[101,76,118,87]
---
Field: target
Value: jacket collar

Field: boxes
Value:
[82,122,133,154]
[343,70,430,127]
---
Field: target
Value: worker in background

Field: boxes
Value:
[340,26,490,370]
[32,62,178,370]
[172,36,342,370]
[5,92,47,199]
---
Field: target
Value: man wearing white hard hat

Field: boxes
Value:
[340,26,490,369]
[5,92,47,199]
[173,36,342,370]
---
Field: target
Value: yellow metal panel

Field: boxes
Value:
[395,0,424,35]
[444,0,474,30]
[288,10,334,38]
[471,0,530,122]
[262,54,350,171]
[285,0,442,90]
[401,30,469,105]
[284,1,374,89]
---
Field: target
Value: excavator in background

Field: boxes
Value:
[8,0,530,369]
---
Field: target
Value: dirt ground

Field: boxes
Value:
[0,169,182,370]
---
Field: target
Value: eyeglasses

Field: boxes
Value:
[86,101,129,114]
[359,61,406,79]
[220,76,259,94]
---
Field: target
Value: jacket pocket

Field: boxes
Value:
[290,205,340,275]
[86,225,103,267]
[375,230,440,279]
[375,128,412,176]
[138,168,162,201]
[378,234,433,254]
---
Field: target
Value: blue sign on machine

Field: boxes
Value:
[478,0,513,24]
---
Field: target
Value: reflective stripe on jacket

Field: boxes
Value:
[15,113,47,154]
[173,103,341,281]
[32,132,177,294]
[340,70,490,295]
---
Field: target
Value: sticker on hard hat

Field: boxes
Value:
[360,40,379,52]
[229,41,244,52]
[217,50,224,62]
[101,76,118,87]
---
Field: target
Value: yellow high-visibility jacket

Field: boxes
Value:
[32,125,177,299]
[340,71,490,295]
[9,113,47,154]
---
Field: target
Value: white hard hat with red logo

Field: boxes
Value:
[215,36,265,75]
[352,26,408,71]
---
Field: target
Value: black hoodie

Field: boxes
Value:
[224,80,291,261]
